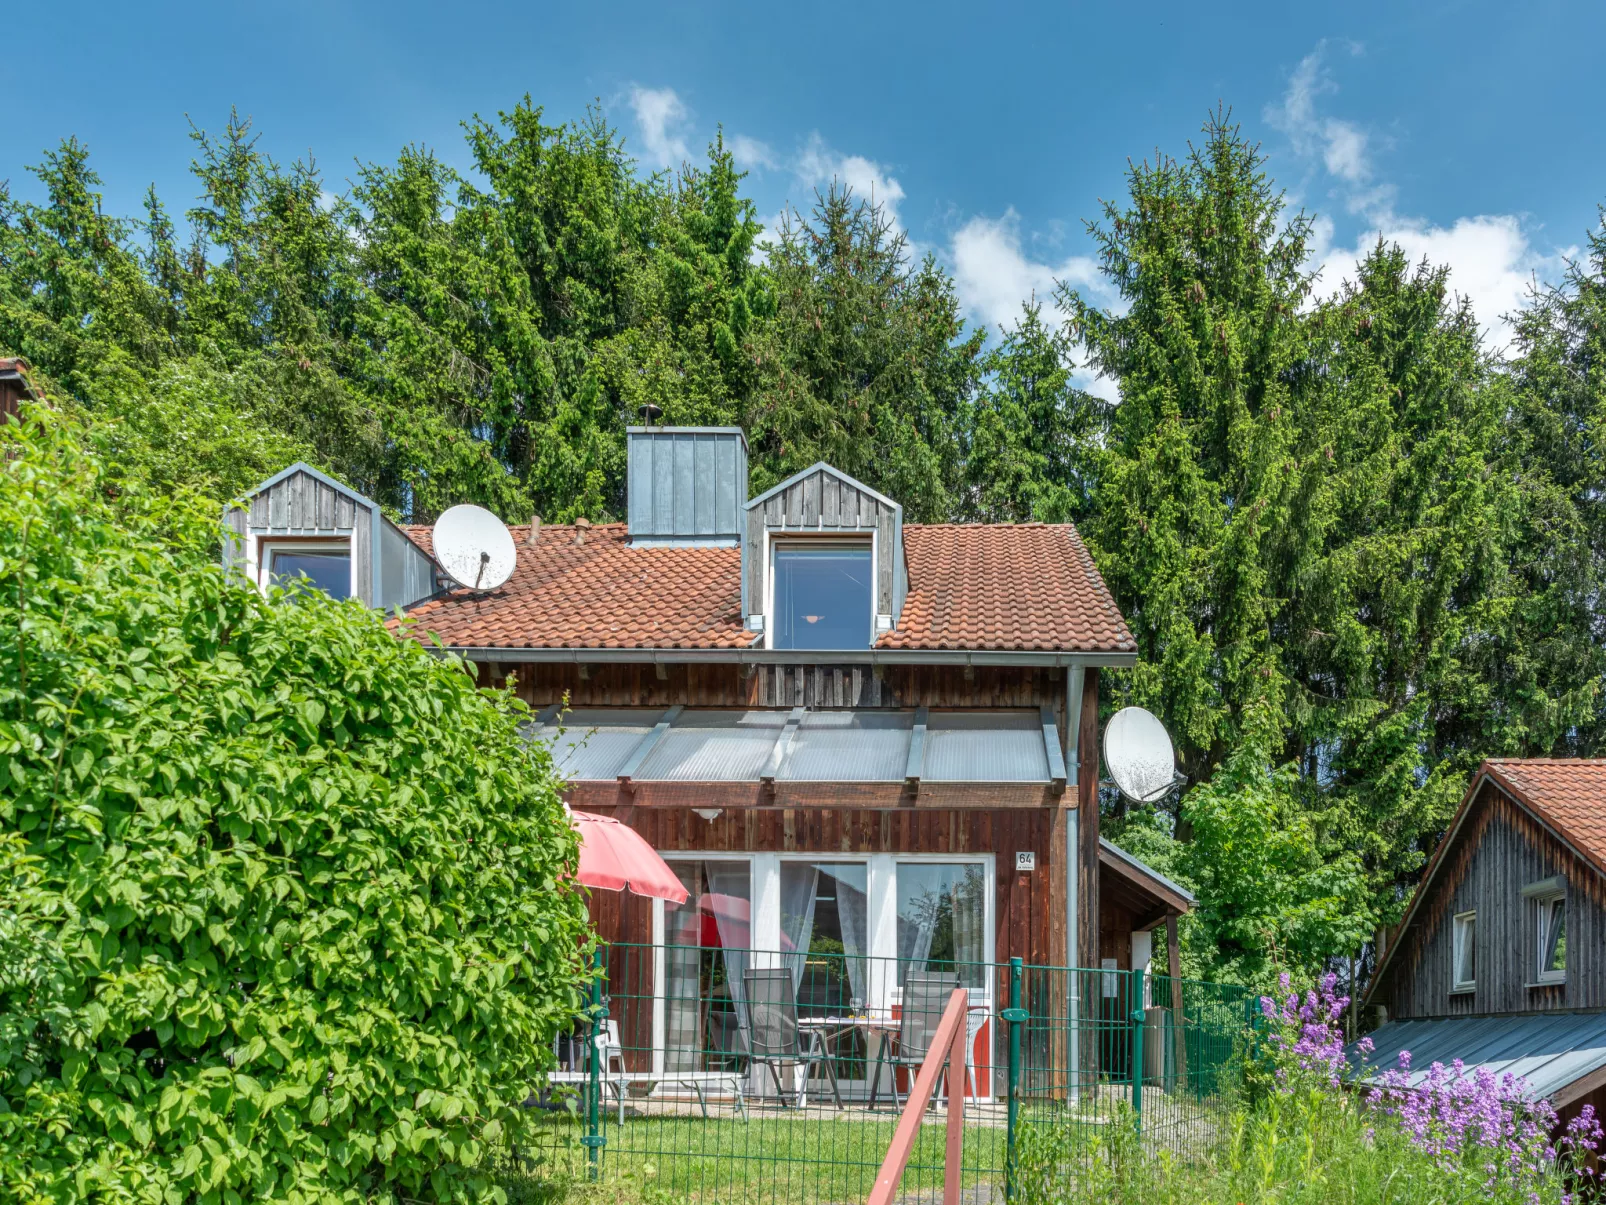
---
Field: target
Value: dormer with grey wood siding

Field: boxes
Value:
[223,463,440,609]
[742,462,908,638]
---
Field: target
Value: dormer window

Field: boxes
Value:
[260,540,353,600]
[771,540,872,650]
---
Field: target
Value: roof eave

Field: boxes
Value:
[425,644,1138,668]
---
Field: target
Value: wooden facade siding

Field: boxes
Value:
[507,660,1111,968]
[496,660,1067,717]
[1383,783,1606,1019]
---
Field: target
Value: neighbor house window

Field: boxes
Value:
[261,541,352,600]
[1451,910,1476,993]
[771,541,872,650]
[1524,878,1566,985]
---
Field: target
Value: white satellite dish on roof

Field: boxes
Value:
[1103,706,1179,803]
[433,504,517,592]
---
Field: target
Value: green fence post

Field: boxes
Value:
[1129,968,1145,1134]
[583,956,607,1180]
[1002,957,1026,1201]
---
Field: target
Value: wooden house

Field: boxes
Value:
[0,357,38,421]
[1359,759,1606,1127]
[231,427,1192,1095]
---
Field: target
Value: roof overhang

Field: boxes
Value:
[1099,838,1194,921]
[438,645,1138,668]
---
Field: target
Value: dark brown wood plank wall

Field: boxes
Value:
[498,660,1068,713]
[1384,782,1606,1019]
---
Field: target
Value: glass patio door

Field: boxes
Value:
[662,860,751,1073]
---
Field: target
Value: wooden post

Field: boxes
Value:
[1166,914,1187,1092]
[944,995,967,1205]
[867,990,969,1205]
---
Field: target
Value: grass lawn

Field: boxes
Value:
[499,1111,1010,1205]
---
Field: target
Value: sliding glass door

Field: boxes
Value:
[662,860,751,1073]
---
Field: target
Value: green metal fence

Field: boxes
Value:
[505,944,1255,1204]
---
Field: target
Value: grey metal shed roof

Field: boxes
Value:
[1347,1011,1606,1104]
[529,706,1066,785]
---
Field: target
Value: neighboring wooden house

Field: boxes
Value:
[1,357,39,421]
[232,427,1193,1096]
[1358,759,1606,1127]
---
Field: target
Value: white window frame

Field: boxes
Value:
[651,853,995,1001]
[1450,910,1476,993]
[254,537,356,600]
[651,851,996,1098]
[764,533,877,651]
[1524,877,1567,986]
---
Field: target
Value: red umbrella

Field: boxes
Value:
[570,810,689,904]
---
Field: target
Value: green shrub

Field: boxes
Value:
[0,408,592,1203]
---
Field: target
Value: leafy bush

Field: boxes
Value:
[0,408,592,1203]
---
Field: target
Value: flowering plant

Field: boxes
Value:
[1257,971,1353,1089]
[1255,973,1601,1204]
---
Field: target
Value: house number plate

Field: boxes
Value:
[1016,851,1035,872]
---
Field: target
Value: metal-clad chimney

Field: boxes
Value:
[626,427,749,546]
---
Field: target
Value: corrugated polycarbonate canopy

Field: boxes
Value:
[924,711,1050,782]
[1348,1012,1606,1104]
[530,706,1062,785]
[782,710,913,782]
[634,710,788,781]
[541,709,664,779]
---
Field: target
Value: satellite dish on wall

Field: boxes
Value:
[1103,706,1179,803]
[433,504,517,592]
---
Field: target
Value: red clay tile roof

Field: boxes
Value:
[403,523,753,650]
[1481,759,1606,875]
[884,524,1132,652]
[399,520,1134,655]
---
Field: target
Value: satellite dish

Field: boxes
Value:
[1103,706,1179,803]
[433,504,517,592]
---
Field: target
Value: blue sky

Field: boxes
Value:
[7,0,1604,369]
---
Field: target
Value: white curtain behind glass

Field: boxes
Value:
[779,863,821,993]
[896,863,985,989]
[823,864,870,1009]
[664,863,703,1071]
[705,862,752,1036]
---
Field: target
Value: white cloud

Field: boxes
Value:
[793,134,906,227]
[1273,43,1563,349]
[1313,215,1563,349]
[950,210,1118,400]
[951,209,1100,333]
[729,134,777,171]
[629,86,691,169]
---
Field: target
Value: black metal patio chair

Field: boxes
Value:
[868,970,961,1112]
[742,967,843,1110]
